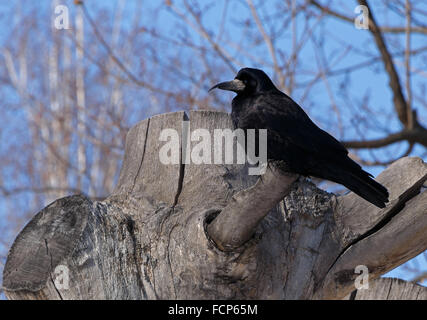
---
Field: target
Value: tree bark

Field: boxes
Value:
[2,111,427,300]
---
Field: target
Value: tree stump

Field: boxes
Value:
[2,111,427,300]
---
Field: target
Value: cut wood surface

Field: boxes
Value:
[344,277,427,300]
[3,111,426,300]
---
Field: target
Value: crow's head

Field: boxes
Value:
[209,67,277,95]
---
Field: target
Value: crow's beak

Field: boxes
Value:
[209,79,245,93]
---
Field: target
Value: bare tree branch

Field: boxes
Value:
[309,0,427,34]
[342,125,427,148]
[405,0,413,123]
[207,164,298,251]
[357,0,410,127]
[0,186,84,197]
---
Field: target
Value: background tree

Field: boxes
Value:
[0,0,426,297]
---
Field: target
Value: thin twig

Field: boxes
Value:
[309,0,427,34]
[405,0,413,127]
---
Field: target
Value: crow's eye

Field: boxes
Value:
[242,79,248,85]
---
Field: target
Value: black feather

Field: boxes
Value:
[213,67,389,208]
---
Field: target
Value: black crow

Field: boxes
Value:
[209,67,389,208]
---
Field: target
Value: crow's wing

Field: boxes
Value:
[249,92,349,156]
[234,92,389,207]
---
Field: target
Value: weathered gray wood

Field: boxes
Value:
[336,157,427,246]
[132,112,186,206]
[3,111,426,300]
[177,110,258,210]
[112,120,149,196]
[344,278,427,300]
[2,195,91,299]
[317,188,427,299]
[113,111,186,206]
[207,164,298,251]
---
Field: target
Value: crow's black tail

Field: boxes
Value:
[317,160,389,208]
